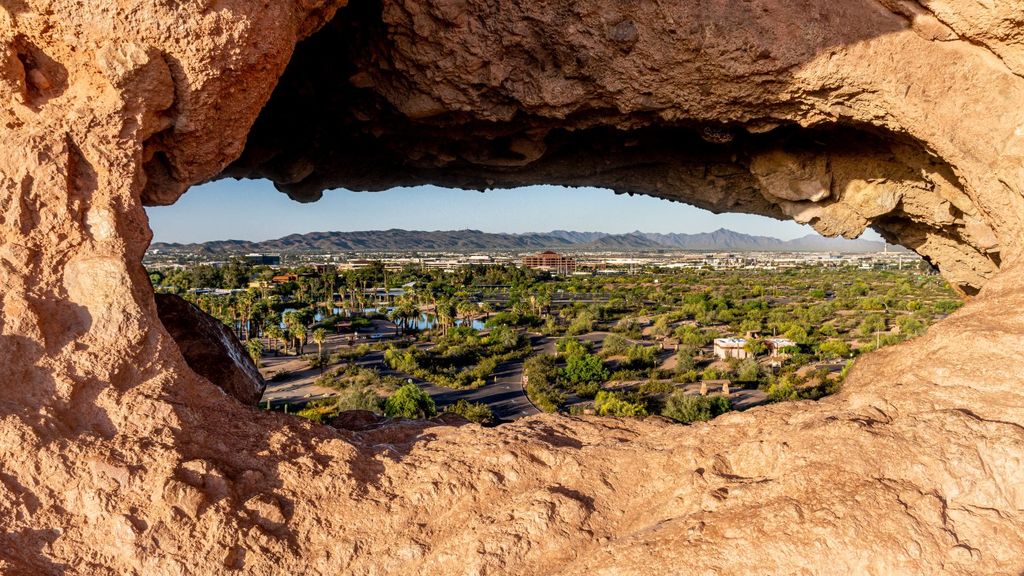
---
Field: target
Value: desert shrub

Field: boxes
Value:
[612,318,643,339]
[672,370,700,384]
[897,316,926,337]
[619,345,657,370]
[638,380,674,395]
[295,399,338,424]
[594,390,648,417]
[383,383,437,419]
[524,354,564,412]
[674,325,711,348]
[336,389,383,412]
[661,392,731,424]
[674,350,696,373]
[446,400,494,423]
[384,346,422,373]
[570,380,601,398]
[701,367,724,381]
[306,354,329,371]
[766,375,800,402]
[269,370,293,382]
[330,343,371,364]
[525,354,558,383]
[600,333,631,357]
[556,337,590,358]
[735,359,761,383]
[527,381,565,413]
[566,311,596,335]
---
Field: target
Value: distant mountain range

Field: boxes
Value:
[150,228,895,254]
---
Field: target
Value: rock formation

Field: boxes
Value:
[154,294,264,406]
[1,0,1024,574]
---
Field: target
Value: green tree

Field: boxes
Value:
[563,353,609,387]
[245,338,263,368]
[622,345,657,370]
[743,338,768,357]
[857,314,886,337]
[817,338,851,360]
[383,383,437,419]
[557,337,589,358]
[601,333,631,357]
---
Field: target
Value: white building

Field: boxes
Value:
[713,338,750,360]
[766,337,798,356]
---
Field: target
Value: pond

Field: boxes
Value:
[332,307,487,331]
[407,312,486,331]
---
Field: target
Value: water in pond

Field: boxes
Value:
[363,308,486,331]
[406,313,486,331]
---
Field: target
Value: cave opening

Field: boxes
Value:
[145,175,960,427]
[140,0,978,424]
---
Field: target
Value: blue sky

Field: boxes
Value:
[146,179,876,244]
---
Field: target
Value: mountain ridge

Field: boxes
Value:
[149,228,895,254]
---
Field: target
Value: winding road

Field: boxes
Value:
[260,328,549,421]
[405,334,553,421]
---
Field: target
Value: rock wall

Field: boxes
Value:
[1,1,1023,574]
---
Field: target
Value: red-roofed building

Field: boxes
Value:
[521,251,577,275]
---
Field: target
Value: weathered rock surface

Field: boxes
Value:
[1,0,1024,574]
[154,293,264,406]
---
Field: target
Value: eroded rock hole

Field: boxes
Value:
[142,0,978,427]
[146,176,962,429]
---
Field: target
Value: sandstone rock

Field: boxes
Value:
[155,293,264,406]
[2,0,1024,574]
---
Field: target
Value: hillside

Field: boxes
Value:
[150,228,892,254]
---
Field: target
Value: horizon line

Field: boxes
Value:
[149,227,887,246]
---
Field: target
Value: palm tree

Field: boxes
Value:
[456,300,478,329]
[478,302,493,323]
[292,324,307,355]
[312,328,328,358]
[402,299,421,333]
[265,325,283,356]
[245,338,263,368]
[236,291,255,340]
[435,299,456,337]
[389,296,420,335]
[283,311,303,355]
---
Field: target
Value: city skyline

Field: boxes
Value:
[146,179,883,244]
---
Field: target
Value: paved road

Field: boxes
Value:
[398,334,552,421]
[261,330,547,421]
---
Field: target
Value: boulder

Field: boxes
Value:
[155,294,264,406]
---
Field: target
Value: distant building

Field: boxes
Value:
[766,337,798,357]
[337,259,374,271]
[245,253,281,266]
[522,251,577,275]
[713,337,750,360]
[271,273,298,284]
